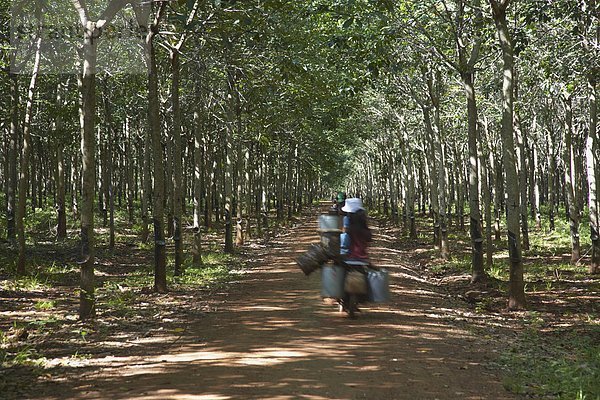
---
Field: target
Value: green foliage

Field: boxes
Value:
[499,326,600,399]
[3,273,51,291]
[0,259,79,290]
[174,264,232,287]
[24,205,57,237]
[34,300,55,311]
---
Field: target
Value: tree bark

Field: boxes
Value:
[224,67,235,253]
[16,34,42,276]
[401,128,417,238]
[514,72,530,251]
[7,73,18,245]
[532,141,542,229]
[78,22,99,319]
[192,108,203,267]
[54,80,67,240]
[422,107,441,250]
[56,143,67,240]
[587,78,600,273]
[490,0,526,309]
[462,71,486,282]
[125,118,135,223]
[547,125,556,231]
[430,71,449,260]
[563,93,581,264]
[141,122,151,243]
[144,4,168,292]
[170,48,184,275]
[480,133,494,268]
[102,81,115,249]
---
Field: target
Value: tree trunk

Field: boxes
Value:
[170,49,184,276]
[146,12,167,292]
[481,138,494,267]
[493,148,503,240]
[224,68,236,253]
[401,129,417,238]
[235,111,244,247]
[192,108,203,267]
[490,0,526,309]
[71,153,79,220]
[54,81,67,240]
[532,142,542,229]
[432,86,449,260]
[141,120,151,243]
[422,107,441,250]
[78,23,99,319]
[125,118,135,223]
[514,75,530,251]
[16,32,42,275]
[547,126,556,231]
[462,71,485,282]
[587,78,600,273]
[102,82,115,249]
[7,73,18,245]
[563,93,581,264]
[56,143,67,239]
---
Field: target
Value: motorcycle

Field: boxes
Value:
[337,261,369,318]
[297,213,389,318]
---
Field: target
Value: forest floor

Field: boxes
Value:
[1,204,599,399]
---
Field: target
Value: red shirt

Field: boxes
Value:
[349,232,371,260]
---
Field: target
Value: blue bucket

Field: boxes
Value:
[321,264,346,298]
[367,269,390,303]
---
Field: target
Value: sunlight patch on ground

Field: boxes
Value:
[235,305,289,311]
[96,346,316,375]
[141,393,231,400]
[235,349,308,366]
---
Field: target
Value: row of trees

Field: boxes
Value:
[1,0,597,316]
[1,0,367,318]
[342,0,598,310]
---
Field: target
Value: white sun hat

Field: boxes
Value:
[341,198,364,213]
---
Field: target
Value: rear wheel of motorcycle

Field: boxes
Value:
[348,294,357,319]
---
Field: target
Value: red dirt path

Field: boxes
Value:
[25,210,514,400]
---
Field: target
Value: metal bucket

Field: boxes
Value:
[321,264,346,298]
[367,269,390,302]
[318,215,341,232]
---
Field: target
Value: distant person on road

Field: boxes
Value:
[329,192,346,214]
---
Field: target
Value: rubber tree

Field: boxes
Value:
[70,0,128,319]
[416,0,486,278]
[167,0,200,275]
[562,90,581,264]
[426,68,450,260]
[54,80,68,240]
[16,19,42,276]
[489,0,526,310]
[587,78,599,273]
[7,70,18,245]
[137,1,168,292]
[456,0,486,281]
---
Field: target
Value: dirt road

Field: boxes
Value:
[28,211,513,400]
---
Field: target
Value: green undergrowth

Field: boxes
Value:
[498,325,600,399]
[436,253,591,285]
[96,251,240,316]
[172,251,239,288]
[406,207,600,400]
[0,315,64,368]
[0,261,79,291]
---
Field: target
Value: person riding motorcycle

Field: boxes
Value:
[341,198,372,263]
[339,198,372,315]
